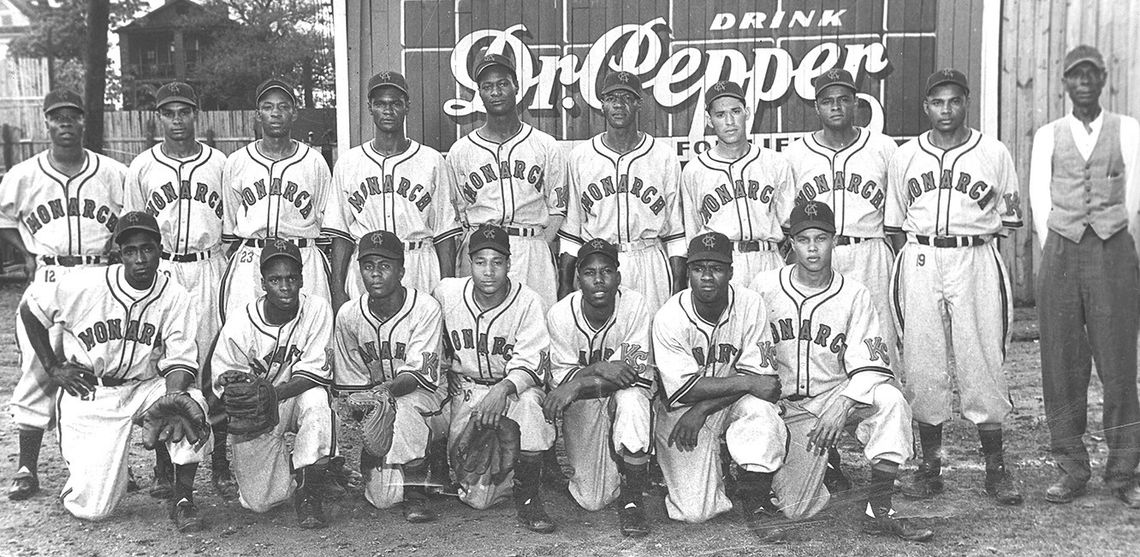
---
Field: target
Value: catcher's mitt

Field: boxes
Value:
[134,392,208,450]
[344,387,397,458]
[218,371,278,438]
[449,416,520,487]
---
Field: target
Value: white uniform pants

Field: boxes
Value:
[159,252,226,385]
[357,388,449,509]
[562,388,652,511]
[458,234,556,310]
[616,243,673,311]
[732,249,784,285]
[833,239,899,370]
[220,243,331,322]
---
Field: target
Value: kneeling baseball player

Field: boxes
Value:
[333,230,448,522]
[19,212,211,529]
[209,240,337,528]
[433,224,557,533]
[748,202,933,542]
[652,231,787,525]
[543,239,654,537]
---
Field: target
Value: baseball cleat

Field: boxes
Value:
[211,461,239,501]
[984,467,1023,506]
[294,492,328,529]
[618,502,650,538]
[861,513,934,542]
[8,468,39,501]
[170,497,204,532]
[823,465,852,494]
[402,495,437,523]
[1045,477,1086,504]
[150,465,174,499]
[900,466,943,500]
[516,497,557,534]
[1110,484,1140,509]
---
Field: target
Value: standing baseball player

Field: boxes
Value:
[652,231,786,524]
[18,211,210,529]
[210,240,337,528]
[446,53,568,309]
[748,201,932,542]
[326,71,460,307]
[123,81,235,500]
[681,80,796,282]
[1028,45,1140,506]
[0,88,124,500]
[219,77,345,321]
[557,71,685,308]
[543,238,653,537]
[333,230,448,522]
[887,69,1024,505]
[433,224,557,533]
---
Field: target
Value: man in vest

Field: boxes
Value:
[1028,44,1140,507]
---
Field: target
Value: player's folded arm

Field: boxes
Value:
[395,367,438,392]
[840,366,895,405]
[504,365,543,394]
[292,369,332,388]
[663,373,701,410]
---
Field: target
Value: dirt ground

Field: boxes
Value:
[0,280,1138,557]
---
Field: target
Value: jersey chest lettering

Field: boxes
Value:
[767,318,848,358]
[23,197,118,235]
[348,175,431,214]
[146,180,223,219]
[448,328,515,360]
[795,171,884,209]
[77,318,158,351]
[579,174,667,215]
[905,169,996,209]
[354,339,408,364]
[690,343,738,366]
[261,344,303,369]
[459,159,543,203]
[239,178,314,218]
[698,180,774,221]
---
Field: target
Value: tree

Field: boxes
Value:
[84,0,111,152]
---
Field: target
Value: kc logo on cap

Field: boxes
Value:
[371,231,386,244]
[702,235,718,248]
[827,69,842,80]
[618,72,630,82]
[713,81,726,91]
[378,71,390,81]
[482,228,497,239]
[126,213,140,224]
[590,238,606,249]
[804,202,819,217]
[942,68,955,77]
[274,239,289,250]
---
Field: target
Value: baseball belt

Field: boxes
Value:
[911,234,988,248]
[162,247,220,262]
[242,238,313,248]
[503,225,541,237]
[38,255,103,267]
[78,372,138,387]
[835,236,872,246]
[733,240,777,253]
[615,239,659,252]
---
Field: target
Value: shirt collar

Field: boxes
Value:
[1066,110,1104,136]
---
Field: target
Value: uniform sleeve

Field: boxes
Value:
[22,278,70,329]
[0,168,24,228]
[504,295,551,393]
[123,157,147,214]
[610,295,654,390]
[106,160,127,215]
[729,293,779,377]
[292,302,334,386]
[995,143,1024,230]
[543,139,569,217]
[681,167,703,242]
[838,288,894,405]
[771,155,796,235]
[544,304,580,387]
[1028,125,1054,244]
[220,155,240,242]
[659,152,687,258]
[446,149,472,228]
[210,321,248,398]
[651,306,701,409]
[322,156,352,242]
[155,288,199,380]
[557,151,585,255]
[431,154,463,243]
[884,149,908,234]
[393,297,444,392]
[332,305,373,391]
[311,154,340,240]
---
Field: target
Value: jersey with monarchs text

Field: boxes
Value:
[681,144,795,243]
[333,288,443,392]
[125,143,226,254]
[221,141,335,241]
[546,286,653,390]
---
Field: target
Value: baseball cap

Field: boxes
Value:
[705,80,746,109]
[925,68,970,95]
[600,71,641,99]
[114,211,161,244]
[255,78,298,105]
[43,88,84,115]
[155,81,198,109]
[687,232,733,264]
[788,201,836,237]
[468,224,510,257]
[260,238,303,268]
[357,230,404,261]
[1063,45,1106,74]
[576,238,619,268]
[474,52,516,83]
[367,70,409,98]
[813,68,857,97]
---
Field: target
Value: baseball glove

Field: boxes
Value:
[449,416,520,487]
[344,386,397,458]
[134,392,208,450]
[218,370,279,438]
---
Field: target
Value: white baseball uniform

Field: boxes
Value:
[219,141,335,321]
[749,266,913,520]
[886,129,1022,426]
[652,286,787,523]
[559,134,685,309]
[0,149,124,431]
[432,277,555,509]
[325,140,462,296]
[681,144,795,280]
[546,286,653,511]
[784,129,899,366]
[22,265,210,520]
[125,143,227,369]
[447,124,568,309]
[210,294,335,512]
[332,288,448,508]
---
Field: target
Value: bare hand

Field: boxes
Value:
[542,382,579,422]
[746,375,781,402]
[668,407,709,452]
[48,359,94,398]
[471,384,510,429]
[593,362,638,388]
[807,400,851,455]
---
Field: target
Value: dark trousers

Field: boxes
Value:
[1037,228,1140,488]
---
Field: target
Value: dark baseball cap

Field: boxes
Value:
[43,88,84,115]
[926,68,969,95]
[468,224,510,257]
[705,80,746,109]
[358,230,404,261]
[788,201,836,237]
[813,68,857,97]
[576,238,619,268]
[256,78,298,105]
[155,81,198,109]
[1063,45,1106,74]
[600,71,641,99]
[687,232,733,264]
[367,70,409,98]
[260,238,303,268]
[474,52,516,82]
[114,211,161,244]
